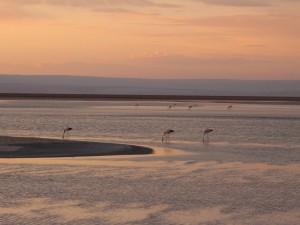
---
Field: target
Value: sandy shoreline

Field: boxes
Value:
[0,136,153,158]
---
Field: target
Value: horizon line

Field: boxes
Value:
[1,74,300,81]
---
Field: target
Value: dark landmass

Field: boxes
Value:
[0,136,153,158]
[1,75,300,97]
[0,93,300,103]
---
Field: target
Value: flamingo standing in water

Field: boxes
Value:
[203,128,213,142]
[63,127,73,140]
[162,129,175,142]
[188,104,198,110]
[168,103,176,109]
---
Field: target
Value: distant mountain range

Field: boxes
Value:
[0,75,299,97]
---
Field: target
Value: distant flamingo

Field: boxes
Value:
[63,127,73,140]
[168,103,176,109]
[162,129,175,142]
[188,104,198,110]
[203,128,213,142]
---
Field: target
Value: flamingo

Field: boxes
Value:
[168,103,176,109]
[63,127,73,140]
[203,128,213,142]
[188,104,198,110]
[162,129,175,142]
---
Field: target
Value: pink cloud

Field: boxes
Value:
[180,13,300,37]
[192,0,272,7]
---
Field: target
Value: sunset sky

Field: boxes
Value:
[0,0,299,79]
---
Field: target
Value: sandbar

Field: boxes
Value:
[0,136,153,158]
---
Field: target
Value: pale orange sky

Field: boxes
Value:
[0,0,299,79]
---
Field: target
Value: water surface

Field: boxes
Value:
[0,100,299,152]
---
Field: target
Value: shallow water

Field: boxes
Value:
[0,100,299,152]
[1,100,300,224]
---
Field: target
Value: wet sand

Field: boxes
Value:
[0,136,153,158]
[0,136,299,224]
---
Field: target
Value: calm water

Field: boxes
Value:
[0,100,299,152]
[1,100,299,225]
